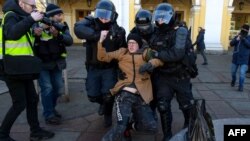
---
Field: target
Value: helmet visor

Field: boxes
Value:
[137,24,151,31]
[136,17,151,24]
[153,10,173,24]
[94,9,113,20]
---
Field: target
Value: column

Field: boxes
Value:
[191,5,201,43]
[221,6,234,50]
[112,0,130,35]
[128,0,141,31]
[204,0,224,51]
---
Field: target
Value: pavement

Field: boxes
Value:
[1,46,250,141]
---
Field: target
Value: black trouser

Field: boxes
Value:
[101,91,157,141]
[197,49,207,63]
[0,78,40,138]
[152,73,194,137]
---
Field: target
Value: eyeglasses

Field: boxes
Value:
[128,41,138,45]
[22,1,37,9]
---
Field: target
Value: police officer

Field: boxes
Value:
[0,0,54,141]
[33,3,73,125]
[130,9,155,47]
[74,0,126,128]
[149,3,194,141]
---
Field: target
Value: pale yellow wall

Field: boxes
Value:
[220,0,232,50]
[191,0,206,43]
[58,0,98,43]
[199,0,206,30]
[129,0,136,30]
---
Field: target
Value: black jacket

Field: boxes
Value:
[74,16,126,68]
[33,23,73,70]
[150,26,187,74]
[2,0,36,40]
[193,29,205,50]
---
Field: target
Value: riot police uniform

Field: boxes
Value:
[130,9,155,46]
[150,3,194,141]
[130,9,159,121]
[74,0,126,128]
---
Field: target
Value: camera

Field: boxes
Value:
[40,17,67,32]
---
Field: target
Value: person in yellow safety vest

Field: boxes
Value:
[0,0,55,141]
[33,3,73,125]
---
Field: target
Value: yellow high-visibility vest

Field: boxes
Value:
[0,11,33,59]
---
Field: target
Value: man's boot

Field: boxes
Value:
[160,112,173,141]
[182,107,194,129]
[30,128,54,141]
[103,94,114,128]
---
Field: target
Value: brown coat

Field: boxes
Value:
[97,42,163,104]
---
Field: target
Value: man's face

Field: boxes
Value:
[128,40,139,53]
[51,13,64,23]
[19,0,36,14]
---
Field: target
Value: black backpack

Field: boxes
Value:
[181,28,198,78]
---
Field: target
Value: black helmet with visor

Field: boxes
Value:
[153,3,175,26]
[94,0,117,22]
[135,9,154,35]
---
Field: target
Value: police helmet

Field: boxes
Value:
[135,9,153,35]
[94,0,117,22]
[153,3,175,26]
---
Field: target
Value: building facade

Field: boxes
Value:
[0,0,250,52]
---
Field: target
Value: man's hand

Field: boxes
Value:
[99,30,109,43]
[31,11,44,21]
[33,27,43,36]
[237,35,241,41]
[139,63,154,74]
[50,26,59,37]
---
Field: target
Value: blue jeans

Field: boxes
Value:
[101,91,157,141]
[85,67,117,100]
[231,63,248,87]
[38,68,64,119]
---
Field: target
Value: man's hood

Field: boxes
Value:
[3,0,29,16]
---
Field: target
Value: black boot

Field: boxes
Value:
[103,94,114,128]
[30,128,54,141]
[98,104,105,115]
[0,136,16,141]
[182,108,192,129]
[160,112,173,141]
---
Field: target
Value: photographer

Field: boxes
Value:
[0,0,55,141]
[33,3,73,125]
[230,24,250,92]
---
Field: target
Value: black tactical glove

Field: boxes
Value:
[139,63,154,74]
[145,49,159,61]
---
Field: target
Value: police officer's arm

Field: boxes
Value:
[57,25,73,46]
[156,27,187,62]
[74,17,100,42]
[143,48,163,67]
[4,13,36,40]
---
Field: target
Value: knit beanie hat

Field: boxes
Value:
[127,33,143,48]
[46,3,63,17]
[242,24,249,31]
